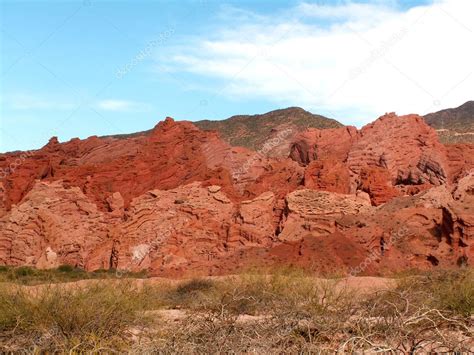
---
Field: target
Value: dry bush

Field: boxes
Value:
[144,268,474,353]
[1,267,472,353]
[0,281,160,352]
[164,278,217,309]
[147,269,358,353]
[342,290,472,352]
[404,268,474,316]
[0,265,147,285]
[334,268,474,352]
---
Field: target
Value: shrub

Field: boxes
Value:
[0,266,148,285]
[175,278,215,295]
[150,269,473,353]
[164,278,217,309]
[397,268,474,316]
[56,264,76,273]
[12,266,36,278]
[0,281,158,352]
[1,268,472,352]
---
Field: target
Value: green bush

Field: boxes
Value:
[56,264,77,273]
[0,266,148,285]
[175,278,215,295]
[12,266,36,277]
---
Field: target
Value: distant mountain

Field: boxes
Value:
[424,101,474,144]
[194,107,342,150]
[105,107,343,150]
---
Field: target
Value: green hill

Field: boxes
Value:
[194,107,342,150]
[424,101,474,144]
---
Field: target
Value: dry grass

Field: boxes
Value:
[1,282,148,352]
[0,265,147,285]
[149,268,474,353]
[0,267,472,353]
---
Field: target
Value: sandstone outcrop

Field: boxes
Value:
[0,112,473,276]
[288,113,453,205]
[0,181,110,269]
[303,160,351,194]
[278,189,373,241]
[289,126,358,165]
[346,114,448,199]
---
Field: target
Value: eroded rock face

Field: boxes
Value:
[113,185,278,275]
[347,114,448,196]
[278,189,373,241]
[450,173,474,262]
[304,160,351,194]
[288,113,453,205]
[0,181,110,269]
[445,144,474,183]
[0,175,473,276]
[0,114,473,276]
[115,183,236,274]
[290,126,358,165]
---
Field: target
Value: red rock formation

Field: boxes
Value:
[0,118,280,215]
[278,189,373,241]
[304,160,351,194]
[0,113,473,276]
[289,126,358,165]
[0,181,110,269]
[289,113,451,205]
[347,113,448,194]
[358,167,400,205]
[445,143,474,182]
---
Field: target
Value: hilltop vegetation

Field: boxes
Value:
[424,101,474,143]
[105,107,342,150]
[194,107,342,150]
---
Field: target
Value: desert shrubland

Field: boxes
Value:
[0,267,472,352]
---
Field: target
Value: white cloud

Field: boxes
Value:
[296,1,397,22]
[2,95,152,115]
[96,99,151,112]
[163,0,474,125]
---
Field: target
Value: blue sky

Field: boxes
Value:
[1,0,472,152]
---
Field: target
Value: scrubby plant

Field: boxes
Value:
[1,267,472,352]
[0,281,160,352]
[0,265,148,285]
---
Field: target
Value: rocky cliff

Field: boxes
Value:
[1,112,473,277]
